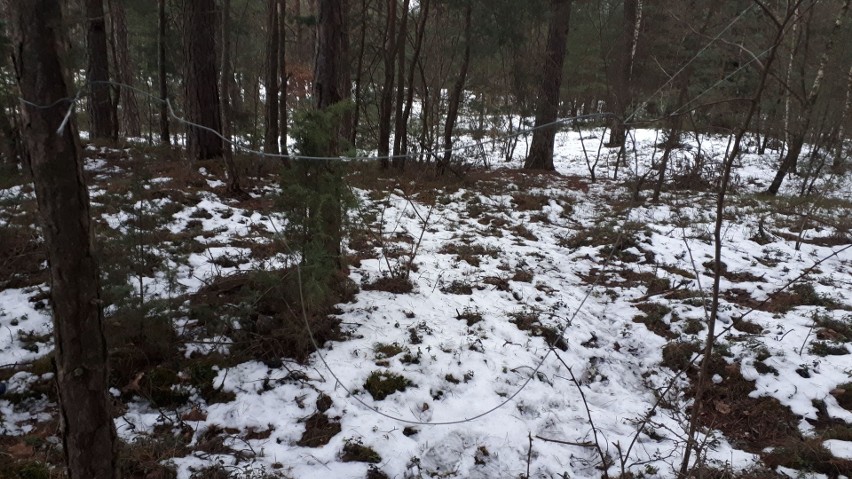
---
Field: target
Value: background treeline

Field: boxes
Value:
[1,0,851,185]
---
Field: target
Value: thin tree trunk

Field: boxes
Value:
[680,5,795,473]
[7,1,117,477]
[652,73,690,202]
[340,0,353,144]
[220,0,242,194]
[279,0,290,158]
[0,103,25,166]
[185,0,223,160]
[439,3,472,173]
[524,0,573,170]
[392,0,411,167]
[158,0,170,145]
[378,0,398,168]
[110,0,141,137]
[783,8,799,155]
[652,6,710,202]
[264,0,280,154]
[351,0,369,149]
[400,0,429,158]
[86,0,116,140]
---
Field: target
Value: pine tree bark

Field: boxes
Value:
[314,0,347,269]
[391,0,411,167]
[109,0,141,137]
[220,0,242,194]
[607,0,639,148]
[378,0,398,168]
[524,0,573,170]
[440,2,472,173]
[279,0,290,158]
[86,0,116,140]
[6,1,117,477]
[158,0,170,145]
[264,0,280,154]
[351,0,368,149]
[185,0,223,160]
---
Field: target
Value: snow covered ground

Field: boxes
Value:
[1,128,851,478]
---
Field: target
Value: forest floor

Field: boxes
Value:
[1,128,852,479]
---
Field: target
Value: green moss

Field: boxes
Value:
[341,439,382,463]
[662,341,700,371]
[810,341,849,357]
[456,307,483,326]
[13,461,51,479]
[363,371,412,400]
[683,318,704,335]
[374,343,404,360]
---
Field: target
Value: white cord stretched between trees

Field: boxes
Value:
[22,79,616,162]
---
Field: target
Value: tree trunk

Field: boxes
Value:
[651,72,690,202]
[86,0,116,140]
[264,0,280,154]
[378,0,398,168]
[833,63,852,173]
[351,0,369,149]
[679,5,795,474]
[400,0,430,158]
[392,0,411,167]
[185,0,223,160]
[607,0,639,148]
[158,0,170,145]
[314,0,347,269]
[109,0,141,137]
[6,1,117,478]
[440,2,472,172]
[767,0,849,195]
[279,0,290,158]
[0,103,25,167]
[220,0,243,194]
[524,0,573,170]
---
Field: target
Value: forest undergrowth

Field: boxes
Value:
[1,128,851,479]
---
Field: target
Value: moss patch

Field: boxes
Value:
[364,371,412,400]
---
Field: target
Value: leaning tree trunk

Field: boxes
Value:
[378,0,398,168]
[86,0,116,140]
[767,0,849,195]
[440,2,472,173]
[264,0,280,154]
[6,1,117,478]
[158,0,170,145]
[185,0,223,160]
[524,0,573,170]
